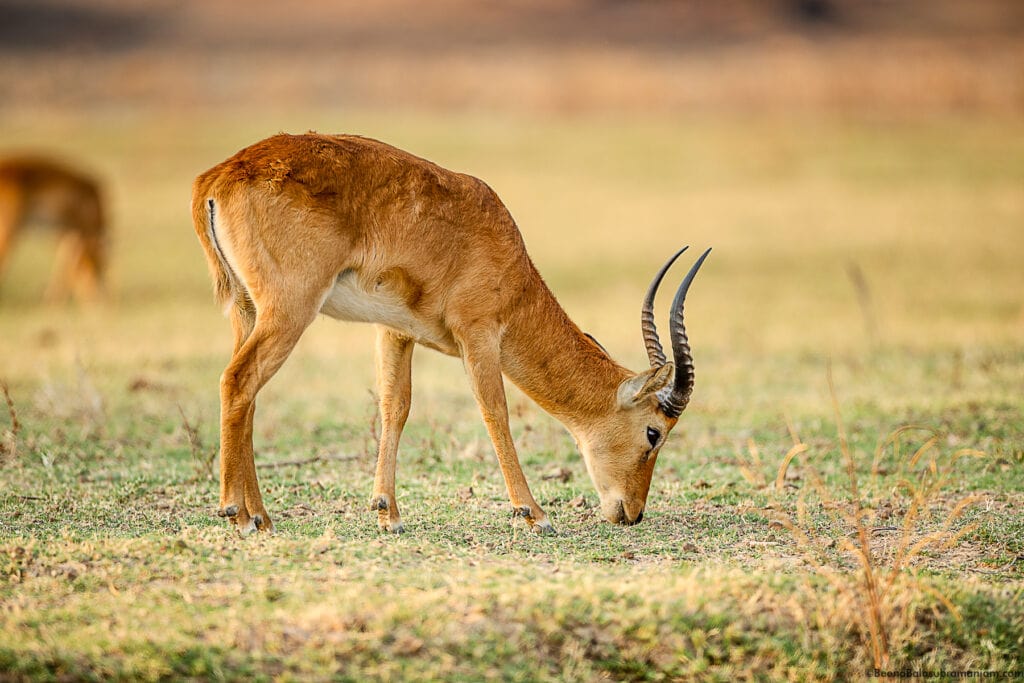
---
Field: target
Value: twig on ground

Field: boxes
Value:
[845,527,900,537]
[967,556,1022,576]
[264,452,359,469]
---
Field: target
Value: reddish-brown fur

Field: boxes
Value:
[192,133,685,535]
[0,157,106,302]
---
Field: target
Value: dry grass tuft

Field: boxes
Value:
[773,365,987,668]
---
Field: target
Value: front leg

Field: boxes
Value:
[459,327,554,535]
[369,327,414,533]
[43,231,78,303]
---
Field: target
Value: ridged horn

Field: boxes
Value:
[659,247,711,418]
[641,246,689,368]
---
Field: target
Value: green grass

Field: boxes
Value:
[0,109,1022,680]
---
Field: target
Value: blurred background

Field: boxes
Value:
[0,0,1021,422]
[2,0,1021,114]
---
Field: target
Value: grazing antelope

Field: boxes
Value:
[0,156,106,302]
[191,133,709,535]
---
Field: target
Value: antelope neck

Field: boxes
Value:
[498,268,631,429]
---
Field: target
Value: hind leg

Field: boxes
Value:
[68,197,106,303]
[369,326,414,532]
[48,202,105,303]
[44,232,80,303]
[68,233,104,303]
[218,304,258,529]
[217,293,320,536]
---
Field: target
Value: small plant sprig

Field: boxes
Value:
[178,404,216,481]
[1,380,21,461]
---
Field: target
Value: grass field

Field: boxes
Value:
[0,110,1022,680]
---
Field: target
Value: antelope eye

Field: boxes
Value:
[646,427,661,448]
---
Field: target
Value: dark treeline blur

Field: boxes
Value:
[0,0,1020,115]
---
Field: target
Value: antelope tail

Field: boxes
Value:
[190,191,236,312]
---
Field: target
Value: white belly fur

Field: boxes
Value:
[319,270,448,349]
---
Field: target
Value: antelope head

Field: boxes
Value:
[575,247,711,525]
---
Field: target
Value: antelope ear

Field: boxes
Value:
[617,363,674,408]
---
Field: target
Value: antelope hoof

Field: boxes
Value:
[238,516,259,537]
[512,506,556,535]
[380,520,405,534]
[218,502,273,536]
[530,518,557,536]
[370,494,403,533]
[239,512,274,537]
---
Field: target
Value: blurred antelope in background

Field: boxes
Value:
[0,156,107,302]
[192,133,709,535]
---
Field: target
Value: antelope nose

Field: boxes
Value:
[625,509,644,526]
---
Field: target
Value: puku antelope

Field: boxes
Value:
[191,133,709,535]
[0,156,107,302]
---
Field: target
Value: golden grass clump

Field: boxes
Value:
[772,367,987,669]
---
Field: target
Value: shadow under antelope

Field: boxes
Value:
[191,133,709,535]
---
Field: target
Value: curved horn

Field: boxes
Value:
[641,246,689,368]
[659,247,712,418]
